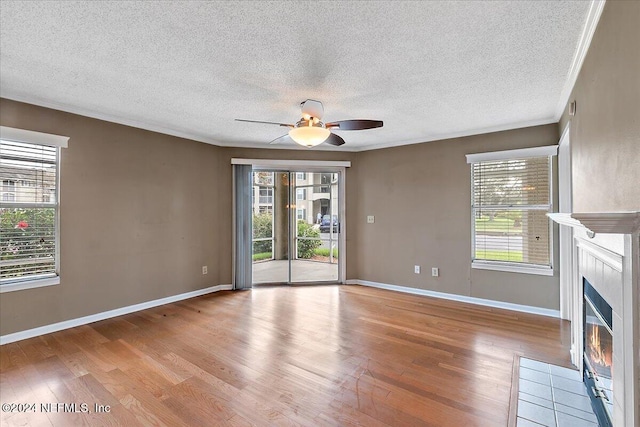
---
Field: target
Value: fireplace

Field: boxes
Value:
[583,278,613,427]
[548,211,639,426]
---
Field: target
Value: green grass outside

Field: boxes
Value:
[474,217,521,233]
[252,252,272,261]
[314,248,338,258]
[475,250,523,262]
[253,248,338,261]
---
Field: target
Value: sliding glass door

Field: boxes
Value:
[251,170,341,285]
[290,172,339,282]
[251,171,289,284]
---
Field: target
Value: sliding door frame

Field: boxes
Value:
[232,159,350,285]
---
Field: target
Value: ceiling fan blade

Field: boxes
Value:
[268,134,292,145]
[326,119,383,130]
[324,133,346,146]
[235,119,293,128]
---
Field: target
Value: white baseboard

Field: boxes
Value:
[2,281,559,345]
[346,279,560,318]
[0,284,233,345]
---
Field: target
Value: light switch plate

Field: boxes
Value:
[367,215,375,223]
[414,265,420,274]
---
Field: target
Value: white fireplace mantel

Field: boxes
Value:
[548,211,639,427]
[548,211,640,234]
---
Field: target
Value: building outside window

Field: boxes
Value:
[258,206,272,215]
[259,187,273,204]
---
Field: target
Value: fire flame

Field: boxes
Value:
[588,324,612,375]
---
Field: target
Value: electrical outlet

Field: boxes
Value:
[414,265,420,274]
[202,266,208,275]
[367,215,375,224]
[432,267,439,277]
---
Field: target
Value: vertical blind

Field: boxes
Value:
[233,164,253,290]
[471,156,552,267]
[0,139,59,282]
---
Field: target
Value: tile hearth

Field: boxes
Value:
[516,358,599,427]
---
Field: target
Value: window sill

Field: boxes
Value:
[472,261,554,276]
[0,276,60,293]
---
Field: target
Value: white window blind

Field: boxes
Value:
[469,149,555,270]
[0,139,60,284]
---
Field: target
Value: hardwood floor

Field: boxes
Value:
[0,285,571,426]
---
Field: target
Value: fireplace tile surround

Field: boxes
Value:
[548,212,639,427]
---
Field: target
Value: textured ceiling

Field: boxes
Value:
[0,1,592,151]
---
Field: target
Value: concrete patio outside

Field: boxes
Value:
[253,259,339,284]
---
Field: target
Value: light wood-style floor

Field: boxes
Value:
[0,285,571,426]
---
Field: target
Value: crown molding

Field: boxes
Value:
[553,0,606,120]
[2,94,559,153]
[1,93,224,147]
[360,117,557,152]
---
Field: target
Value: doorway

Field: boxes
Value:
[251,170,341,285]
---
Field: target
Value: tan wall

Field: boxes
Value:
[1,98,225,335]
[353,124,561,309]
[558,1,640,212]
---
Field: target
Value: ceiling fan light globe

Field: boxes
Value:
[288,126,330,147]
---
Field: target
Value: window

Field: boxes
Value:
[0,126,68,292]
[466,146,557,276]
[296,172,306,180]
[258,206,273,215]
[258,187,273,204]
[296,188,307,200]
[2,180,16,202]
[258,206,272,214]
[297,208,306,220]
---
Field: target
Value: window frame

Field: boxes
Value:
[0,126,68,293]
[296,207,306,221]
[466,145,558,276]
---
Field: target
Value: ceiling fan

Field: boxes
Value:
[235,99,383,147]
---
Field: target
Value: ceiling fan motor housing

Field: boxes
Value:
[295,118,325,129]
[300,99,324,120]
